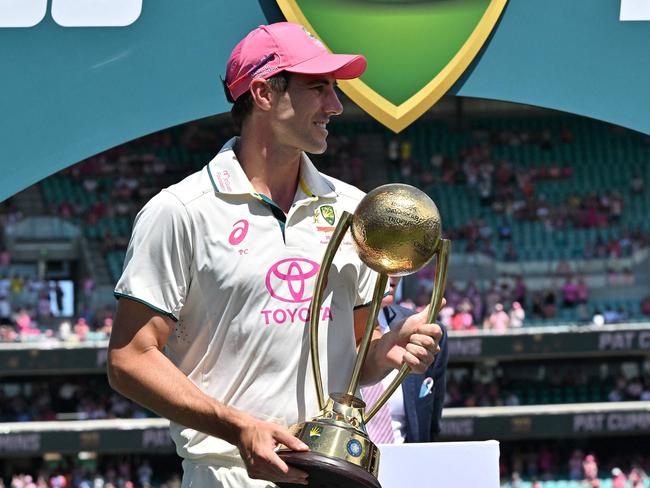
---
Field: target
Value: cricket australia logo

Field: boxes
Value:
[276,0,508,132]
[319,205,336,226]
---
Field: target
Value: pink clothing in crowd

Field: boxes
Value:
[488,304,510,332]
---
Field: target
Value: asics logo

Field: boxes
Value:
[265,258,320,304]
[0,0,142,28]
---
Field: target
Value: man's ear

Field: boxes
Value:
[250,78,274,111]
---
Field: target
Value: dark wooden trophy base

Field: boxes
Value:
[277,451,382,488]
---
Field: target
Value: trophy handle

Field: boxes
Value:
[309,211,354,410]
[345,272,389,398]
[364,239,451,422]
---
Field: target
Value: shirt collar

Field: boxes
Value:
[207,137,338,199]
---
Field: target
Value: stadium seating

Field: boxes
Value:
[385,116,650,260]
[31,114,650,321]
[500,479,649,488]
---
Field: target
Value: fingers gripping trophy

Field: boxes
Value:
[277,183,451,488]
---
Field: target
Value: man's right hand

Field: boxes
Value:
[236,417,310,485]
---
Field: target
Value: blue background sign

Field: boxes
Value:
[1,0,648,202]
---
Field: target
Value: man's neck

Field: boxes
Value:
[235,134,302,214]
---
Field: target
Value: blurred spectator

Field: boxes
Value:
[0,293,11,325]
[510,472,522,488]
[562,278,578,308]
[74,317,90,342]
[640,377,650,401]
[504,391,520,406]
[486,303,510,333]
[36,291,51,322]
[603,306,621,324]
[16,308,37,335]
[576,277,589,304]
[608,376,626,402]
[612,467,627,488]
[569,449,584,481]
[82,276,95,300]
[137,461,153,487]
[450,300,476,332]
[400,138,412,163]
[0,275,9,296]
[387,137,399,173]
[10,275,24,295]
[628,464,648,486]
[642,295,650,316]
[509,301,525,328]
[498,221,512,240]
[630,173,645,194]
[542,289,557,319]
[58,320,71,341]
[556,260,572,277]
[583,454,598,483]
[0,246,10,269]
[514,277,527,307]
[621,267,635,285]
[100,316,114,336]
[0,324,17,341]
[504,243,518,261]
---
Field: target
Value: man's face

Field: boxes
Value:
[381,276,401,308]
[269,73,343,154]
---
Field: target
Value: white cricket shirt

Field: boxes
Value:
[115,138,380,465]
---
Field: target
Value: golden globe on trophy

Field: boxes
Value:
[278,183,451,488]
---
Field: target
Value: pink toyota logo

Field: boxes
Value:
[265,258,320,303]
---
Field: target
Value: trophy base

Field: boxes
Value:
[277,451,382,488]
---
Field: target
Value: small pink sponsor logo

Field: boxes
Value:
[229,219,249,245]
[215,170,232,193]
[265,257,320,303]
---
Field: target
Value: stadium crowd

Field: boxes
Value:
[395,273,650,332]
[501,445,649,488]
[443,368,650,408]
[0,117,648,341]
[2,358,648,423]
[0,377,149,423]
[1,456,181,488]
[2,275,649,344]
[2,448,648,488]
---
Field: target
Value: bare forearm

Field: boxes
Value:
[359,329,402,386]
[108,347,248,446]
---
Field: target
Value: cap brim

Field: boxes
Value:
[285,53,367,80]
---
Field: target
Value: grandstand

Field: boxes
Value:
[0,97,649,487]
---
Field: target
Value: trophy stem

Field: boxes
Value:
[310,211,354,411]
[365,239,451,422]
[345,273,389,398]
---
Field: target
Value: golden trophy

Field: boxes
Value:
[278,183,451,488]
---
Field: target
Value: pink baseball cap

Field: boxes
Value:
[225,22,367,101]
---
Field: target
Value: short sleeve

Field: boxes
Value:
[114,190,193,321]
[354,262,387,309]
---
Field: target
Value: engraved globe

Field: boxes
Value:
[351,183,441,276]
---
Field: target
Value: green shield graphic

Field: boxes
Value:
[277,0,507,132]
[319,205,336,225]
